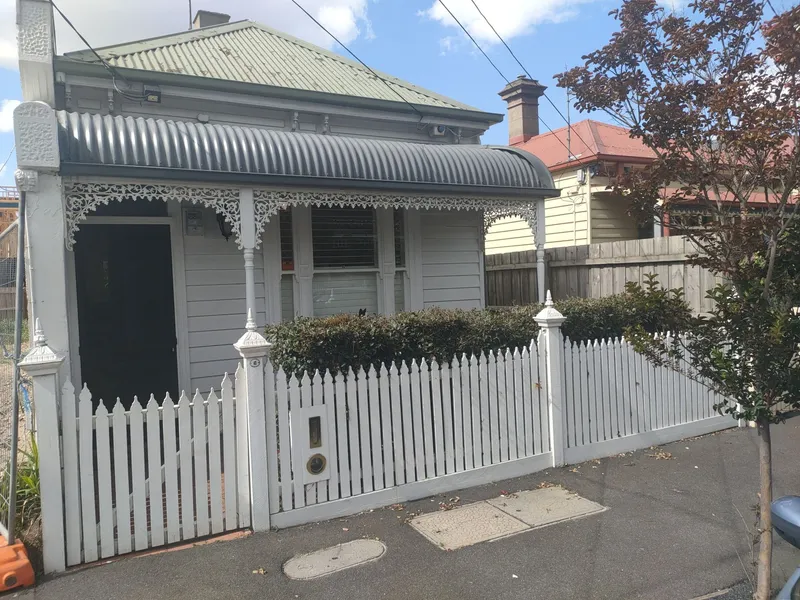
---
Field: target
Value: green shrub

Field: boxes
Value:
[266,275,690,375]
[0,433,41,534]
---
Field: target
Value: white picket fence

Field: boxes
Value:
[57,368,250,567]
[264,338,552,527]
[26,303,738,573]
[561,335,731,464]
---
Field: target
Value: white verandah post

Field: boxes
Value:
[534,292,566,467]
[239,188,259,320]
[535,197,547,304]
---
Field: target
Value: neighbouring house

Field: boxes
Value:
[0,187,19,234]
[485,76,658,254]
[15,5,558,406]
[0,187,19,312]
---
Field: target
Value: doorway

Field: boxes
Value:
[74,224,179,409]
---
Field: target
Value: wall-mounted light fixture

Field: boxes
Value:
[216,212,233,241]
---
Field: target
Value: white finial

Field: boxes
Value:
[33,318,47,347]
[245,309,256,332]
[545,290,554,307]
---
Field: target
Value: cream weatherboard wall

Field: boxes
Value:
[590,195,638,243]
[484,169,641,253]
[483,216,536,255]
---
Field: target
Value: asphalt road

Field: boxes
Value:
[17,417,800,600]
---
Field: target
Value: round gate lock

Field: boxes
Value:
[307,453,327,475]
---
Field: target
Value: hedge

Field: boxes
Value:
[265,278,690,376]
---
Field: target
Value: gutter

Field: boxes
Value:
[54,58,505,126]
[60,163,562,199]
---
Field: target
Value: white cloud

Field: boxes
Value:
[0,0,373,71]
[420,0,594,46]
[656,0,690,10]
[0,99,20,133]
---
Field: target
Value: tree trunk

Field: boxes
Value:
[754,418,773,600]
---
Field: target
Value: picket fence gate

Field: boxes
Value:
[25,301,737,573]
[55,369,251,567]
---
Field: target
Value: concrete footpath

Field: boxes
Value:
[18,417,800,600]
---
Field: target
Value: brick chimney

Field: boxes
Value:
[192,10,231,29]
[499,75,547,146]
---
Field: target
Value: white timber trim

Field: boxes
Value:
[168,204,191,395]
[292,205,313,317]
[65,250,81,390]
[406,209,423,311]
[376,207,396,316]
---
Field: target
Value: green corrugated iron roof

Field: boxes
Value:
[62,20,480,112]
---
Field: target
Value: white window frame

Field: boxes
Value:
[282,204,415,319]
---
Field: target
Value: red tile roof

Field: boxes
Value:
[517,119,656,171]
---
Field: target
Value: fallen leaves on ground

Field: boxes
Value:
[403,510,423,524]
[536,481,556,489]
[647,450,675,460]
[499,490,519,498]
[439,496,461,511]
[388,504,405,511]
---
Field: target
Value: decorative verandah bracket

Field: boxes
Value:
[253,189,542,246]
[62,183,545,253]
[62,182,242,250]
[483,205,538,238]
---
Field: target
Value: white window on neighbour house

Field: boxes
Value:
[311,206,379,317]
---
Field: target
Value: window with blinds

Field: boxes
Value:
[312,206,377,268]
[281,274,295,321]
[280,210,294,271]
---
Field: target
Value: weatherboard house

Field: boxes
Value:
[16,4,557,404]
[12,4,741,581]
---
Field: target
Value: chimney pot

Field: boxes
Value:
[499,76,547,147]
[192,10,231,29]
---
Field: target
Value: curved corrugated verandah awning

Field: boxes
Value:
[56,111,556,196]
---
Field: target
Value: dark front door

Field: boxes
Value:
[75,224,179,409]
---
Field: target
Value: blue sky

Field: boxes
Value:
[0,0,661,186]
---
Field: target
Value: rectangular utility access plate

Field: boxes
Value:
[410,486,606,550]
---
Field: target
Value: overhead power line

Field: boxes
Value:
[51,0,152,101]
[436,0,574,157]
[0,147,15,175]
[288,0,426,122]
[468,0,595,154]
[436,0,510,86]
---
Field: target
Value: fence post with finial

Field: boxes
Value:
[233,309,272,532]
[19,319,66,572]
[534,292,567,467]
